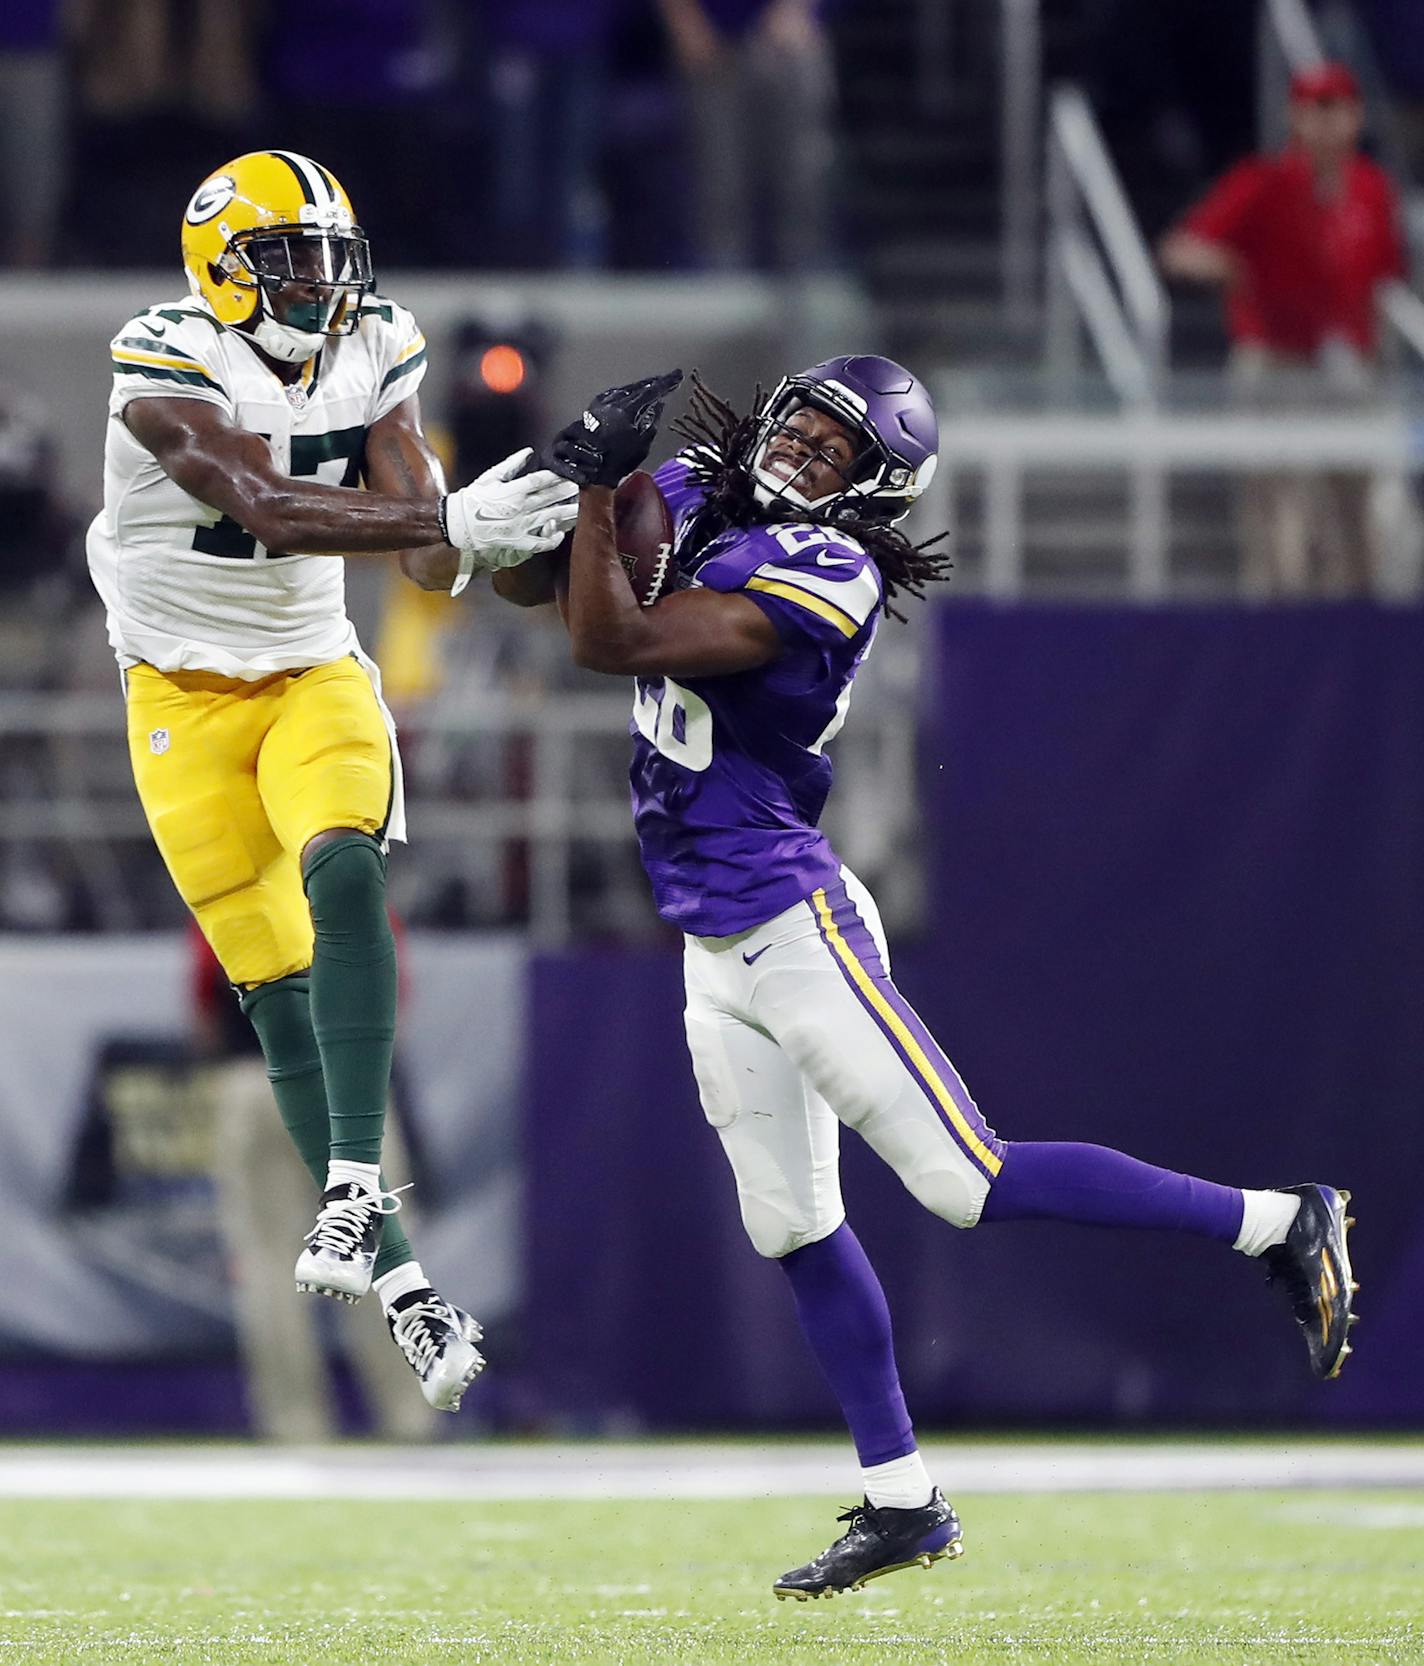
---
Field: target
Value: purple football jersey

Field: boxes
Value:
[628,454,884,935]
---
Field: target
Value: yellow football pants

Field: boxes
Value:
[126,657,394,987]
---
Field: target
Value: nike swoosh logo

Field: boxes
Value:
[139,320,165,337]
[470,500,539,524]
[815,551,855,567]
[742,945,771,966]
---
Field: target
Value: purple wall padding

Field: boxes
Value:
[525,604,1424,1428]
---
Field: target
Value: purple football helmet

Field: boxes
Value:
[745,354,939,524]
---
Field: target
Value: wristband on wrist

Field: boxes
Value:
[440,493,478,596]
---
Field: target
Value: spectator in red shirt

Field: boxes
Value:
[1160,63,1408,597]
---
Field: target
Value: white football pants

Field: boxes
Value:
[682,869,1004,1259]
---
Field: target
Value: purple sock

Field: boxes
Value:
[980,1141,1244,1243]
[779,1224,917,1467]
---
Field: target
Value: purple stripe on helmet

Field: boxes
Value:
[815,886,1003,1180]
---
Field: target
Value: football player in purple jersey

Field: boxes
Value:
[544,360,1357,1600]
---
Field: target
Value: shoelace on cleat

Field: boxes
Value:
[389,1294,460,1377]
[303,1184,408,1258]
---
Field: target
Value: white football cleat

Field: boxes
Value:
[386,1288,486,1412]
[295,1181,402,1303]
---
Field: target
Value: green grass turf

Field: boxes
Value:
[1,1491,1422,1664]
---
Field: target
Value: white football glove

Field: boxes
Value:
[440,447,579,596]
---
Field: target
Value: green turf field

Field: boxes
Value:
[2,1490,1422,1665]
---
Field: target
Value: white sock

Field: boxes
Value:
[1234,1189,1301,1256]
[373,1261,429,1313]
[862,1450,934,1510]
[327,1159,383,1195]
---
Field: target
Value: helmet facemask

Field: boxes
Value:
[752,399,872,516]
[219,225,374,363]
[746,380,933,526]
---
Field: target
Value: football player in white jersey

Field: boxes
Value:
[86,151,575,1412]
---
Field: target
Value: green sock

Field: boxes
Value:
[302,833,398,1167]
[240,970,414,1278]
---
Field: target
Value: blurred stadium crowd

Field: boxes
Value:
[1,0,849,274]
[0,2,1415,275]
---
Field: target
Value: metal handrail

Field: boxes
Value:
[1057,228,1156,405]
[1381,282,1424,363]
[1045,84,1169,406]
[1266,0,1324,73]
[0,689,638,739]
[999,0,1042,318]
[1041,82,1171,591]
[929,385,1415,598]
[0,677,919,946]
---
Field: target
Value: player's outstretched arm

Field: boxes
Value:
[127,396,447,555]
[124,398,576,584]
[566,485,780,678]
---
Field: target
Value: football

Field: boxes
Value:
[609,469,676,607]
[491,471,675,610]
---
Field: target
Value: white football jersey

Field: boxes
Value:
[86,294,428,678]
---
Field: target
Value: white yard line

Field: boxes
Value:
[0,1441,1422,1500]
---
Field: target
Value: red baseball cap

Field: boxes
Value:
[1289,62,1361,104]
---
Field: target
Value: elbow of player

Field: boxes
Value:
[570,630,637,675]
[244,489,304,553]
[570,636,614,673]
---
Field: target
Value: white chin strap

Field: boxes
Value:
[251,314,326,364]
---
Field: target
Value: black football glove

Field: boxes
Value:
[545,369,685,488]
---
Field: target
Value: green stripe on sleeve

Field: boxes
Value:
[114,337,203,362]
[379,347,427,391]
[112,360,226,393]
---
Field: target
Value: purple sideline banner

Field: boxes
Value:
[525,603,1424,1429]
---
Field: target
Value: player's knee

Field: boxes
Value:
[301,831,388,933]
[301,828,383,886]
[721,1144,842,1258]
[740,1199,801,1259]
[738,1192,837,1260]
[899,1155,986,1230]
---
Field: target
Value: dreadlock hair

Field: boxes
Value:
[668,371,951,622]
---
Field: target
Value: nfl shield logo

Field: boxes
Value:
[149,728,170,756]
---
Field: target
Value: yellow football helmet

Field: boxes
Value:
[180,151,375,363]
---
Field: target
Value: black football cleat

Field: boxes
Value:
[1264,1184,1358,1380]
[772,1489,964,1601]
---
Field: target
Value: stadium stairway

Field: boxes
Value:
[833,0,1232,370]
[833,0,1092,370]
[832,1,1241,595]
